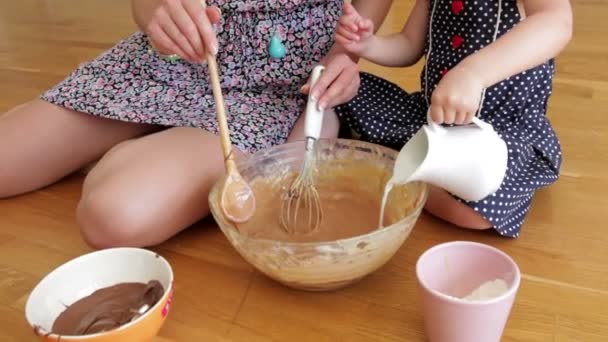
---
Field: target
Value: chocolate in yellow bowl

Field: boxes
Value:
[209,139,428,291]
[25,248,174,341]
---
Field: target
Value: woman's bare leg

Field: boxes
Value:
[0,100,159,197]
[425,186,492,230]
[76,127,235,249]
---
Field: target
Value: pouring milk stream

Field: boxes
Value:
[379,111,508,227]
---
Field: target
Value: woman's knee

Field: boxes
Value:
[425,186,492,230]
[0,123,25,198]
[0,115,16,198]
[0,156,17,198]
[76,187,153,249]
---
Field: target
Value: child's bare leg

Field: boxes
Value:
[0,100,158,198]
[424,186,492,230]
[287,108,340,142]
[77,127,235,249]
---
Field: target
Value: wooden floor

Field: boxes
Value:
[1,0,607,341]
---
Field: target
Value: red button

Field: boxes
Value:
[452,0,464,15]
[452,35,464,49]
[441,68,449,77]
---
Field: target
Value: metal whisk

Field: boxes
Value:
[280,65,325,234]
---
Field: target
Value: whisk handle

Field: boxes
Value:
[304,65,325,140]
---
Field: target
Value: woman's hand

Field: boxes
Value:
[429,65,485,125]
[132,0,221,62]
[300,52,360,111]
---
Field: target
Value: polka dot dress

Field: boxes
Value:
[335,0,562,237]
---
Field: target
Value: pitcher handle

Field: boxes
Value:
[425,109,446,134]
[470,116,496,132]
[426,108,496,133]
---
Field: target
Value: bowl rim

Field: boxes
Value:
[210,138,429,246]
[25,247,174,340]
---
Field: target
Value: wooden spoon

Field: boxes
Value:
[204,44,256,223]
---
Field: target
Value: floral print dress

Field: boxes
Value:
[41,0,343,153]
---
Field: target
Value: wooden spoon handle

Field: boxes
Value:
[200,1,235,173]
[206,54,235,172]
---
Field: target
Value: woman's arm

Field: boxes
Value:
[458,0,573,88]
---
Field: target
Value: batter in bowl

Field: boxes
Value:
[235,161,401,242]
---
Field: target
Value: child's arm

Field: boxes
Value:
[311,0,394,110]
[458,0,573,88]
[429,0,573,125]
[336,0,429,67]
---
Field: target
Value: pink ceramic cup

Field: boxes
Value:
[416,241,521,342]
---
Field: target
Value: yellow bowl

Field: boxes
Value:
[25,248,174,341]
[209,139,428,291]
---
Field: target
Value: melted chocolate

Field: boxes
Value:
[51,280,164,335]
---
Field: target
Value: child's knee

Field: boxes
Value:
[320,109,340,139]
[425,186,492,230]
[77,189,150,249]
[287,109,340,142]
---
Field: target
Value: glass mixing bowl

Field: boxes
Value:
[209,139,428,291]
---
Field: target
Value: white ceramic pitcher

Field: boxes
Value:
[389,111,508,202]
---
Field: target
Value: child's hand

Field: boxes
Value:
[429,65,485,125]
[144,0,222,63]
[334,2,375,55]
